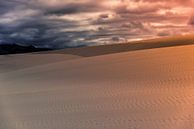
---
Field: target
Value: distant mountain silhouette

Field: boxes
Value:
[0,44,51,55]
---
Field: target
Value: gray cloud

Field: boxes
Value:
[45,2,106,15]
[0,0,193,48]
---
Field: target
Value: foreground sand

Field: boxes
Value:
[0,45,194,129]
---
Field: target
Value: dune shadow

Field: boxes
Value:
[39,35,194,57]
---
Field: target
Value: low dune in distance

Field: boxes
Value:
[0,53,80,73]
[1,34,194,73]
[0,35,194,129]
[47,34,194,57]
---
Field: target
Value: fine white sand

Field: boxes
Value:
[0,45,194,129]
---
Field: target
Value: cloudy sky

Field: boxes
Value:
[0,0,194,48]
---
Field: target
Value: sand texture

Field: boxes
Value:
[0,45,194,129]
[0,53,80,73]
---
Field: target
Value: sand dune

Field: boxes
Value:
[0,53,80,73]
[1,34,194,74]
[47,34,194,57]
[0,44,194,129]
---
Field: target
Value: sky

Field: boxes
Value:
[0,0,194,48]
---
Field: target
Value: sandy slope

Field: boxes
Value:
[0,45,194,129]
[0,53,80,73]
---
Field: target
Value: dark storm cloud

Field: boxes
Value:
[0,0,194,48]
[45,2,105,15]
[0,15,94,48]
[0,0,113,48]
[0,1,21,15]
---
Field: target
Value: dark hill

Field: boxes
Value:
[0,44,51,55]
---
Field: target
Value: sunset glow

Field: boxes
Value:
[1,1,194,129]
[0,0,194,48]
